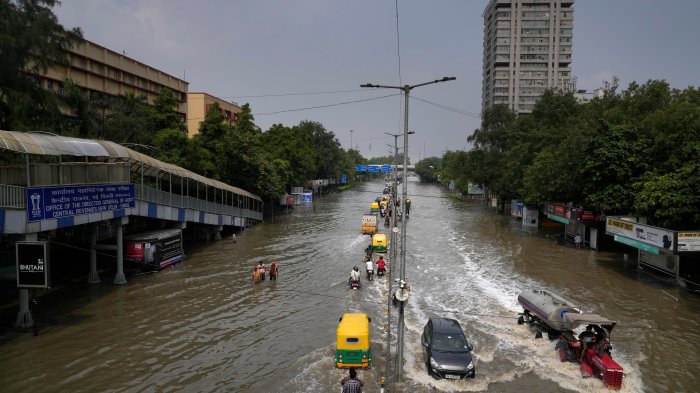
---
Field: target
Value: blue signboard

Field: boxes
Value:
[356,165,367,172]
[302,192,313,203]
[368,165,380,173]
[381,165,392,173]
[27,183,136,222]
[341,175,347,184]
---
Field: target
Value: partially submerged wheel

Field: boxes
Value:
[535,330,543,339]
[517,315,524,325]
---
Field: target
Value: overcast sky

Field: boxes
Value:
[53,0,700,162]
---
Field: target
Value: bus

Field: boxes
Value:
[124,229,184,270]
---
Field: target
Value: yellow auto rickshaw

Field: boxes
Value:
[370,201,379,213]
[335,313,372,369]
[372,233,387,253]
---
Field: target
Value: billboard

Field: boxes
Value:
[606,217,674,251]
[355,165,367,172]
[16,242,50,288]
[27,183,135,222]
[381,165,392,173]
[368,165,380,173]
[677,232,700,252]
[302,192,313,203]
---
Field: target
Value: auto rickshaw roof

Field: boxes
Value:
[373,233,387,241]
[337,313,370,336]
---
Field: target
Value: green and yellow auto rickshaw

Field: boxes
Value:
[372,233,387,253]
[370,201,380,213]
[335,313,372,369]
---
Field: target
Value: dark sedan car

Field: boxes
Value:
[421,318,475,379]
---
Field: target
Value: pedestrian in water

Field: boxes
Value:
[269,261,279,281]
[340,367,363,393]
[574,233,582,249]
[252,267,260,283]
[257,261,266,280]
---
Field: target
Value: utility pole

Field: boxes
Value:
[363,77,456,383]
[350,129,353,150]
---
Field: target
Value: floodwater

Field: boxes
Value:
[1,180,699,393]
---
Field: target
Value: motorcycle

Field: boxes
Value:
[366,268,374,281]
[377,267,385,277]
[350,279,361,289]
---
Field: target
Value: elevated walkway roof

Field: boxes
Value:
[0,130,261,201]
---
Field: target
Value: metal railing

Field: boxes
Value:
[0,184,26,208]
[0,184,262,221]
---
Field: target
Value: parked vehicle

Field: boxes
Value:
[336,313,372,369]
[124,228,183,270]
[421,317,475,379]
[370,201,379,213]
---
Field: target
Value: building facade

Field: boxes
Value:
[186,93,242,137]
[482,0,574,114]
[39,39,189,118]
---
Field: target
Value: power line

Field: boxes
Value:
[410,95,482,119]
[252,93,401,116]
[221,89,372,99]
[394,0,403,88]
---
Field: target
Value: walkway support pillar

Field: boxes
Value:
[16,233,37,328]
[88,223,100,284]
[113,217,128,285]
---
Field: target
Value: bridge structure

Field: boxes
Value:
[0,131,263,327]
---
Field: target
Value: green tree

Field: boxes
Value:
[0,0,82,130]
[414,156,441,183]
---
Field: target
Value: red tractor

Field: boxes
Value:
[555,324,624,389]
[518,289,625,390]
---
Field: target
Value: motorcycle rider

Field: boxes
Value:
[349,266,361,288]
[376,255,386,276]
[365,258,374,281]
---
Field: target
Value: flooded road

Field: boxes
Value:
[1,180,699,392]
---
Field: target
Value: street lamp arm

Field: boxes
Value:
[361,83,401,90]
[407,76,457,91]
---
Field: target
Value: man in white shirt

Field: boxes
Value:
[365,259,374,280]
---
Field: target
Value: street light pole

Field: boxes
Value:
[350,129,353,150]
[362,77,456,383]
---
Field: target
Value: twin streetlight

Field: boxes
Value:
[362,76,456,384]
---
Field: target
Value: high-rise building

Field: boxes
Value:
[482,0,574,114]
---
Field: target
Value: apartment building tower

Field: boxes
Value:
[482,0,574,114]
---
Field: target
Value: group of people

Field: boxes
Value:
[380,198,411,226]
[577,324,609,362]
[348,254,386,288]
[252,260,279,283]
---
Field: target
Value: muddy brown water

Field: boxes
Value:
[0,180,698,392]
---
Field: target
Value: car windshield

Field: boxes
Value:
[432,332,469,353]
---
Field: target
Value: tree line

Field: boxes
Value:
[0,0,368,201]
[429,82,700,230]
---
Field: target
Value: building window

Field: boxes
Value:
[521,28,550,35]
[522,20,549,27]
